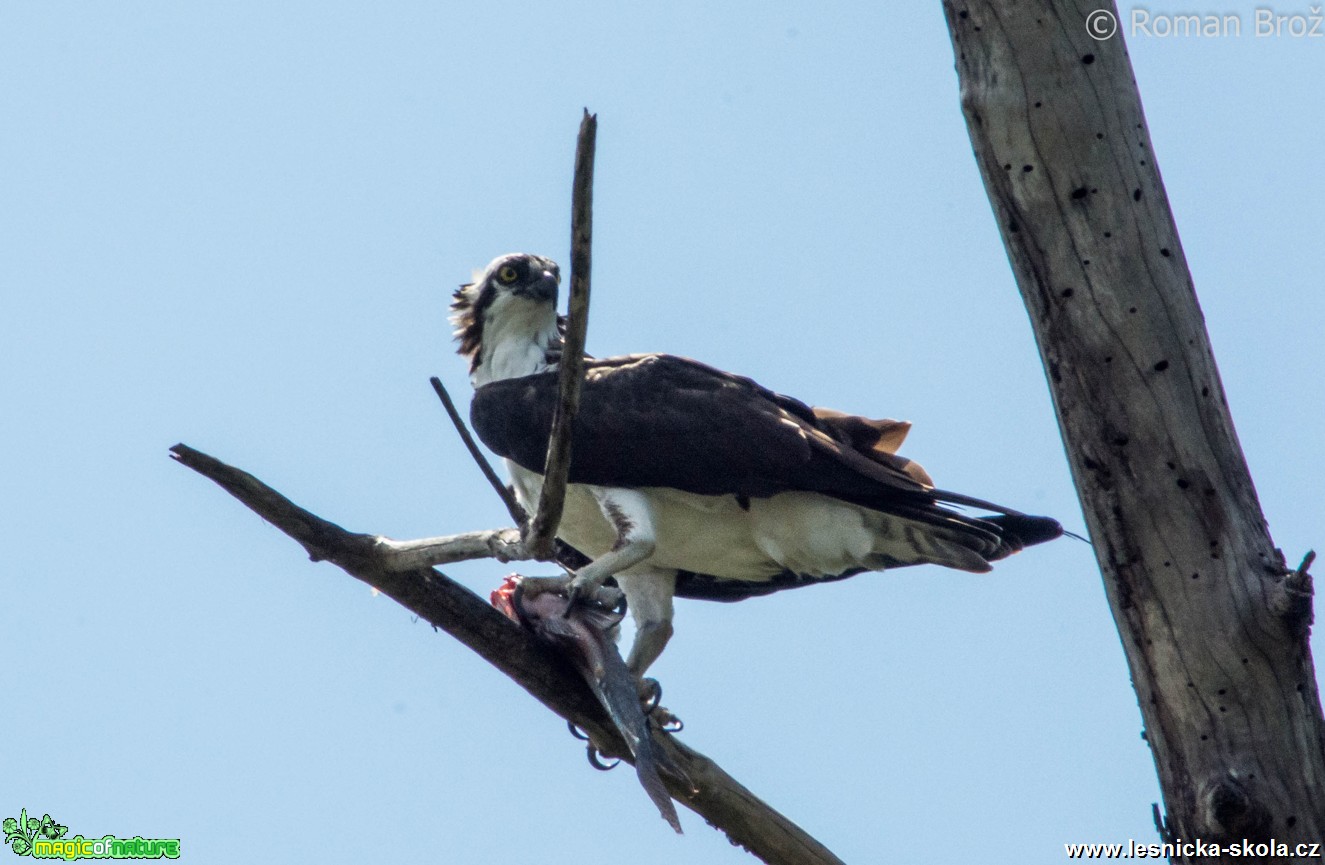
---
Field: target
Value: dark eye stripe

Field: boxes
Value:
[496,257,532,284]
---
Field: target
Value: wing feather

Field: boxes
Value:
[472,354,819,497]
[470,353,1055,548]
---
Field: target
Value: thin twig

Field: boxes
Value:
[169,441,845,865]
[430,375,525,526]
[527,109,596,560]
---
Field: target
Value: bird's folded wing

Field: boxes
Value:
[470,353,937,506]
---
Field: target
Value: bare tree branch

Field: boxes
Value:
[429,375,525,526]
[169,441,845,865]
[943,0,1325,853]
[374,528,525,571]
[527,109,596,560]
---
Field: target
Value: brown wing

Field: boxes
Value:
[469,353,1062,603]
[472,353,983,516]
[811,408,934,485]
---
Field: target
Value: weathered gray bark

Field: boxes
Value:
[942,1,1325,858]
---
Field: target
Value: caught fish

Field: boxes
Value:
[492,575,684,833]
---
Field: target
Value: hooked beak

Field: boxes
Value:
[515,269,559,303]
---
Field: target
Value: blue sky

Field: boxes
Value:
[3,3,1321,863]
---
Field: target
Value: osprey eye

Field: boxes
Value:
[497,265,519,284]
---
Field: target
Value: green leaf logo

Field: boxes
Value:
[3,808,64,857]
[37,815,66,842]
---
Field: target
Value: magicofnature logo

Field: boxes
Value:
[3,810,67,856]
[3,809,179,860]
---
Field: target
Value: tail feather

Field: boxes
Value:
[862,510,1001,573]
[982,514,1064,558]
[866,510,1062,572]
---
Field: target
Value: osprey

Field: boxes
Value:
[453,253,1062,683]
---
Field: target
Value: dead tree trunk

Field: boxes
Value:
[942,1,1325,858]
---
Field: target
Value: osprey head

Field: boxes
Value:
[452,253,563,384]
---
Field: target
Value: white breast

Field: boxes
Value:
[506,462,897,581]
[471,295,560,387]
